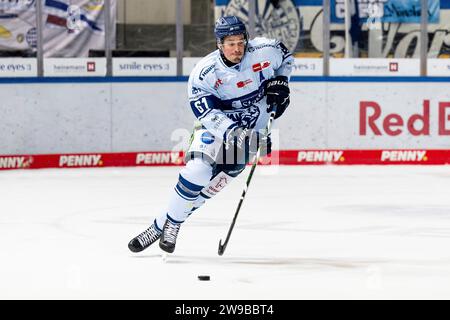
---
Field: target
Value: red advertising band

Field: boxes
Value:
[0,150,449,170]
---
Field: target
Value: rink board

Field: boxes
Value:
[0,149,449,170]
[0,77,449,167]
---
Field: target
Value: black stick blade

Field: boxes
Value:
[218,239,225,256]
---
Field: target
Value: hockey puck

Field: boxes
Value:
[198,275,210,281]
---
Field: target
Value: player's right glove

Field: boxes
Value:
[225,127,272,164]
[265,76,290,119]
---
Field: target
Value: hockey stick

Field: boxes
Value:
[218,104,278,256]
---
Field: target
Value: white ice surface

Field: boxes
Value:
[0,165,450,299]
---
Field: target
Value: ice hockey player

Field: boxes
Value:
[128,15,293,254]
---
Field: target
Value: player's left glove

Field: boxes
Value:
[225,127,272,163]
[265,76,290,119]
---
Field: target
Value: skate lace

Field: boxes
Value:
[164,222,180,244]
[137,226,160,247]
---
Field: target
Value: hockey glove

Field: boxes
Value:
[225,127,272,164]
[266,76,290,119]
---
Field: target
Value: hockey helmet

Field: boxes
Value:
[214,16,248,43]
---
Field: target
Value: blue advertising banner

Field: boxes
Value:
[330,0,440,23]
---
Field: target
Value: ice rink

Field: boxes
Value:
[1,165,449,299]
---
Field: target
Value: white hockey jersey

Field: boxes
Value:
[187,37,294,141]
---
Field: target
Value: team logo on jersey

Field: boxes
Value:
[222,0,301,52]
[201,132,215,144]
[252,61,270,72]
[199,64,215,81]
[224,105,260,129]
[236,79,253,88]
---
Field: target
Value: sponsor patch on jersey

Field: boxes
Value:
[252,61,270,72]
[214,79,223,90]
[247,44,277,53]
[276,42,291,57]
[236,79,253,88]
[199,64,215,80]
[233,85,266,108]
[191,86,203,95]
[201,132,215,144]
[211,114,225,130]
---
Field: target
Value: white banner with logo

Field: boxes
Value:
[330,58,420,76]
[44,58,106,76]
[0,58,37,76]
[0,0,115,57]
[428,59,450,76]
[291,58,323,76]
[113,58,177,76]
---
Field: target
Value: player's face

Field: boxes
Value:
[220,34,246,63]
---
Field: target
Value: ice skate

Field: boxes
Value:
[159,218,181,253]
[128,221,162,253]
